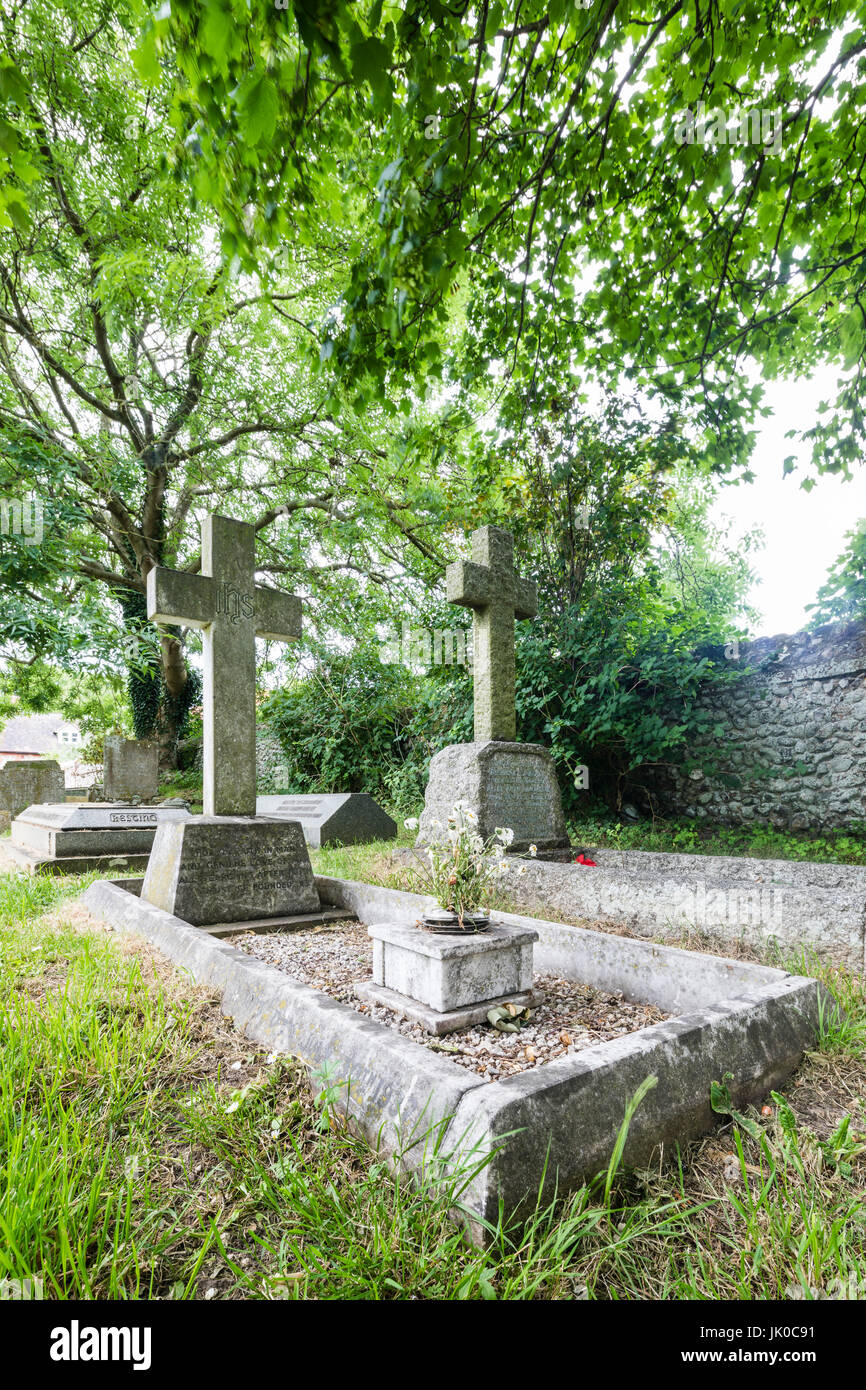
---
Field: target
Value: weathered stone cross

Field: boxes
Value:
[446,525,537,742]
[147,513,301,817]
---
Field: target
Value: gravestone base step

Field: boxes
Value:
[2,841,152,876]
[203,907,356,938]
[100,878,355,937]
[141,814,320,927]
[353,979,542,1036]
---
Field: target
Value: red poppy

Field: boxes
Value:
[574,852,597,867]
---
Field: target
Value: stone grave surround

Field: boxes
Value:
[493,847,866,970]
[417,525,568,851]
[83,868,826,1246]
[140,513,321,928]
[255,793,397,848]
[0,759,65,821]
[103,736,159,803]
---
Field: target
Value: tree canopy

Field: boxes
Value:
[118,0,866,471]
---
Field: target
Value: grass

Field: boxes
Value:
[1,865,864,1300]
[563,814,866,866]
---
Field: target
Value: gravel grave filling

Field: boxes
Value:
[234,919,669,1081]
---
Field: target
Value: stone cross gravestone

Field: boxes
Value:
[147,513,301,816]
[446,526,536,742]
[418,524,568,851]
[103,737,159,802]
[142,512,320,927]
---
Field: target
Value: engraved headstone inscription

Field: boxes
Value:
[141,816,319,926]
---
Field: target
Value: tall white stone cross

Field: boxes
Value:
[147,513,301,817]
[446,525,536,742]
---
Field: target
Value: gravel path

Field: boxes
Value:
[233,921,668,1081]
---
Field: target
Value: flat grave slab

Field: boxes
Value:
[83,871,826,1246]
[255,792,397,848]
[5,802,191,875]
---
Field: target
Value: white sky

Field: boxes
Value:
[709,368,866,637]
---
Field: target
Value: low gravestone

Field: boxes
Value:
[103,737,159,802]
[417,526,567,851]
[6,803,191,875]
[255,793,397,848]
[0,760,65,820]
[494,847,866,969]
[419,742,567,852]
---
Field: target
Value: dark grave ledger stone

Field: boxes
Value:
[256,792,397,848]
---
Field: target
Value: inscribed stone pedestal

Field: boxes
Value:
[0,760,65,820]
[141,816,320,927]
[147,514,301,817]
[255,793,397,848]
[103,737,159,802]
[417,741,568,851]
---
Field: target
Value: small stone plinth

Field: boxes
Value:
[417,740,568,852]
[141,815,320,927]
[354,919,538,1035]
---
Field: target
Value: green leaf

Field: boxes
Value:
[237,74,279,147]
[201,1,234,65]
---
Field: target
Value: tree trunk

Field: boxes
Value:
[157,632,189,773]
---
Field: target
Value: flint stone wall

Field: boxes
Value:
[654,620,866,829]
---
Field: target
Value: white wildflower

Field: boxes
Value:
[529,844,538,857]
[404,816,419,830]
